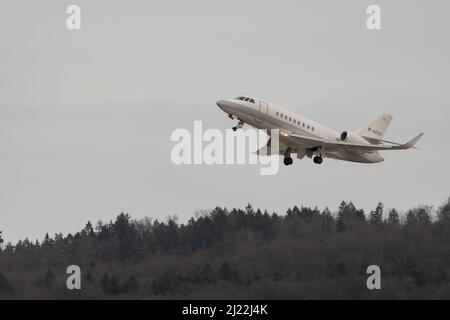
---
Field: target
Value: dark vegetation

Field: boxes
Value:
[1,198,450,299]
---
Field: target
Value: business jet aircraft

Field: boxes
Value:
[216,96,423,166]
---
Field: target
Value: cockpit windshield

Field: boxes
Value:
[235,96,255,104]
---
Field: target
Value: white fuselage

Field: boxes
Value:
[216,97,384,163]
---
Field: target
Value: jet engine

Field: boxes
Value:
[340,131,368,144]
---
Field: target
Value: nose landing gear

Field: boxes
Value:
[232,120,244,131]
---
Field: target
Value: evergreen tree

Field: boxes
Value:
[387,208,400,225]
[4,242,14,254]
[35,269,56,291]
[369,202,384,225]
[123,275,139,292]
[82,221,95,237]
[438,197,450,222]
[0,273,13,294]
[42,233,53,247]
[406,206,432,226]
[337,216,346,232]
[321,207,334,233]
[113,213,140,261]
[218,261,240,283]
[336,201,365,231]
[0,231,4,252]
[100,273,121,295]
[416,206,432,225]
[406,209,418,226]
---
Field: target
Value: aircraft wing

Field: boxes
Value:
[288,132,424,152]
[255,142,289,155]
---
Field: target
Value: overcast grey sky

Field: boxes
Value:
[1,0,449,243]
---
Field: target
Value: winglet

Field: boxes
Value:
[398,133,424,149]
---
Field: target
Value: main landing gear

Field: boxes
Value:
[283,148,293,166]
[313,156,323,165]
[232,120,244,131]
[283,157,293,166]
[308,147,324,165]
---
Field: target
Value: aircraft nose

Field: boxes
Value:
[216,99,236,114]
[216,100,227,109]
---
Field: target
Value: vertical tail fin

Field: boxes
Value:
[357,114,393,139]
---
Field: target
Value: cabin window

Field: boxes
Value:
[249,99,255,103]
[276,112,279,116]
[307,125,310,130]
[312,127,314,131]
[244,97,250,102]
[302,123,305,127]
[285,115,288,120]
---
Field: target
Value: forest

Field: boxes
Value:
[1,198,450,299]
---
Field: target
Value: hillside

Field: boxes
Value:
[1,199,450,299]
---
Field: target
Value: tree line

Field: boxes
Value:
[1,198,450,299]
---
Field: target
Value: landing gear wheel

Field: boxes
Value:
[232,120,244,131]
[283,157,293,166]
[313,156,323,164]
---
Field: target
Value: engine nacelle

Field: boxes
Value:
[340,131,368,144]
